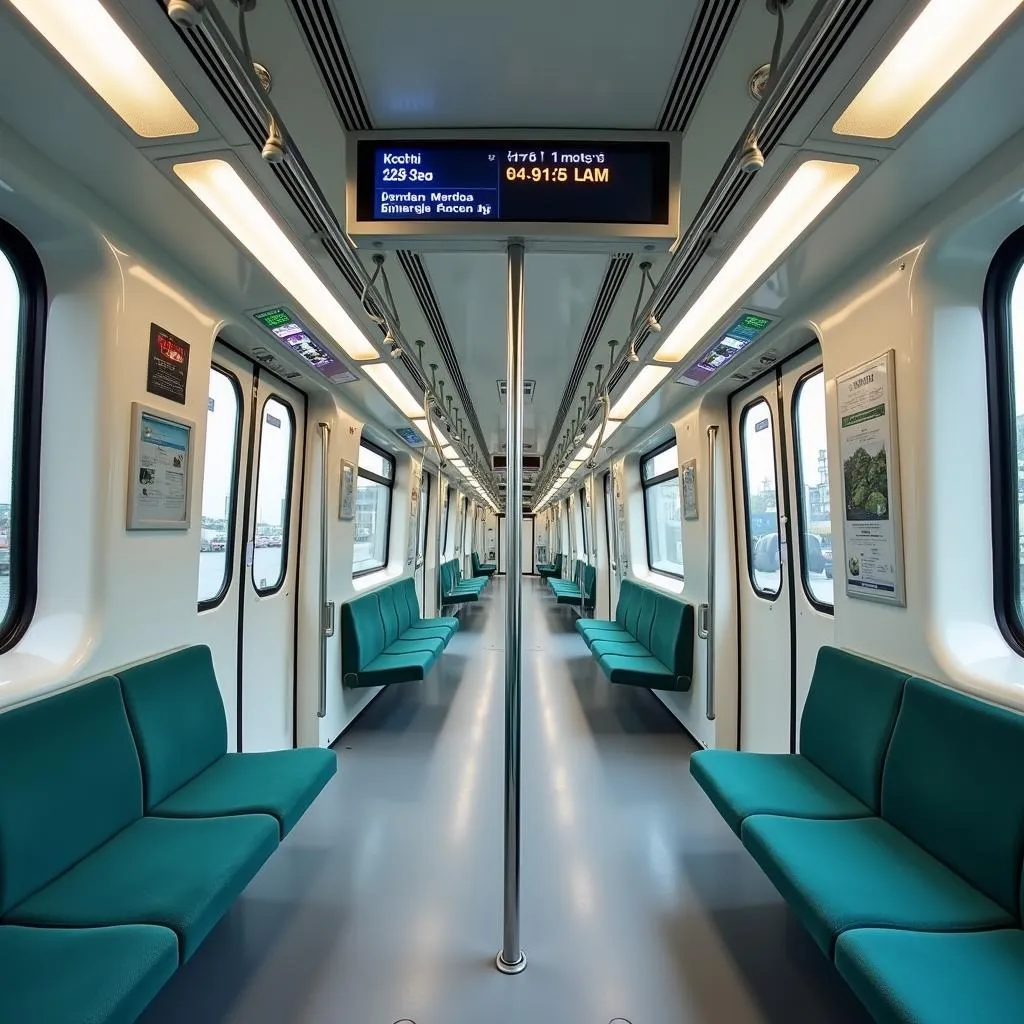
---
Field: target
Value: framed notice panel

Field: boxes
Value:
[836,350,905,605]
[126,403,194,530]
[681,459,698,520]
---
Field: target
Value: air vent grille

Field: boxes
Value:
[658,0,743,133]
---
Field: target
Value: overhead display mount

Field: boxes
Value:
[346,131,681,251]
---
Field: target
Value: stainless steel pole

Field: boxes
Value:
[497,241,526,975]
[318,422,334,719]
[703,425,719,722]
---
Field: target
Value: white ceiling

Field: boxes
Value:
[329,0,701,129]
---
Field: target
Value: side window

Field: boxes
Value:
[741,399,782,597]
[0,223,44,650]
[417,470,430,564]
[353,439,395,576]
[198,365,241,607]
[641,441,684,580]
[986,229,1024,650]
[251,397,294,593]
[793,370,834,610]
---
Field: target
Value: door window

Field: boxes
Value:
[793,370,834,609]
[251,397,294,593]
[741,399,782,597]
[354,440,394,575]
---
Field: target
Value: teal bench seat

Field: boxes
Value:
[342,576,458,687]
[472,551,496,577]
[0,923,178,1024]
[691,646,1024,1023]
[0,649,336,1021]
[441,559,486,604]
[548,560,597,613]
[537,553,562,579]
[577,578,694,691]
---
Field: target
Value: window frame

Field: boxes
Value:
[198,363,243,611]
[250,394,297,596]
[0,220,46,652]
[352,437,395,579]
[985,225,1024,656]
[640,437,684,582]
[791,368,834,615]
[739,397,783,600]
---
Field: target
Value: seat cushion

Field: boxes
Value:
[383,636,445,659]
[0,676,143,915]
[7,814,279,962]
[118,646,228,810]
[590,638,655,660]
[353,649,438,686]
[576,621,632,649]
[690,751,871,836]
[0,923,179,1024]
[154,749,337,838]
[413,616,459,632]
[882,677,1024,916]
[800,646,907,812]
[403,624,457,643]
[596,652,679,689]
[741,815,1012,956]
[835,926,1024,1024]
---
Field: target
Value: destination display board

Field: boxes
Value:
[676,312,777,387]
[355,140,671,225]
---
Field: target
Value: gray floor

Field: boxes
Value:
[140,577,869,1024]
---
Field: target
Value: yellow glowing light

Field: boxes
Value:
[609,365,671,418]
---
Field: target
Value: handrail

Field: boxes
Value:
[318,421,333,719]
[700,425,719,722]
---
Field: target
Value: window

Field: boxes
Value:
[793,370,834,610]
[641,440,684,579]
[198,366,242,607]
[740,399,782,597]
[417,470,430,564]
[986,227,1024,651]
[578,487,588,559]
[252,397,295,593]
[0,222,44,650]
[354,439,394,576]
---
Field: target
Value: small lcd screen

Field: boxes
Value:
[677,313,775,386]
[252,306,357,385]
[356,140,671,225]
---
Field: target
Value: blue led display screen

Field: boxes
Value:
[356,140,671,224]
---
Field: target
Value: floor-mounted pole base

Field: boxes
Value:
[495,950,527,975]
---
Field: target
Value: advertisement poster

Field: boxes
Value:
[837,351,905,605]
[252,307,358,385]
[147,324,190,404]
[127,403,193,529]
[339,460,356,521]
[681,459,698,520]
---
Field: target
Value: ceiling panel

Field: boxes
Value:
[328,0,700,128]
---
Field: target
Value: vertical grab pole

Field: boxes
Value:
[497,240,527,975]
[701,425,719,722]
[436,477,445,617]
[318,422,334,719]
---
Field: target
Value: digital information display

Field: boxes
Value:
[355,140,671,225]
[252,307,357,385]
[676,312,776,387]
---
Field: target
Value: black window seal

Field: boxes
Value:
[984,224,1024,657]
[198,362,243,612]
[739,397,782,601]
[251,394,296,597]
[791,367,835,615]
[640,439,684,582]
[0,220,46,653]
[352,438,395,578]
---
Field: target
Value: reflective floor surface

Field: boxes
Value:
[140,577,868,1024]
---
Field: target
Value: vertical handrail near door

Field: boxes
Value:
[699,425,719,722]
[497,241,527,975]
[317,422,334,719]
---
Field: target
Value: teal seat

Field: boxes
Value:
[589,638,652,659]
[0,923,179,1024]
[440,561,481,604]
[7,814,279,962]
[154,749,337,838]
[393,578,459,642]
[118,646,336,837]
[741,815,1012,956]
[472,551,496,577]
[576,620,631,647]
[360,648,436,685]
[835,927,1024,1024]
[690,752,870,836]
[596,651,676,687]
[450,560,486,593]
[538,553,563,579]
[690,647,906,833]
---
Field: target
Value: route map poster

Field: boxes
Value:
[836,350,905,606]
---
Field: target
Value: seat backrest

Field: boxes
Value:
[340,591,386,681]
[396,577,420,626]
[118,645,228,810]
[800,646,907,813]
[554,553,563,573]
[615,579,638,628]
[472,552,480,572]
[583,565,597,608]
[648,593,694,682]
[377,585,401,645]
[0,676,143,914]
[882,677,1024,916]
[631,586,660,648]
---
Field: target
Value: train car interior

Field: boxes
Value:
[1,0,1024,1021]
